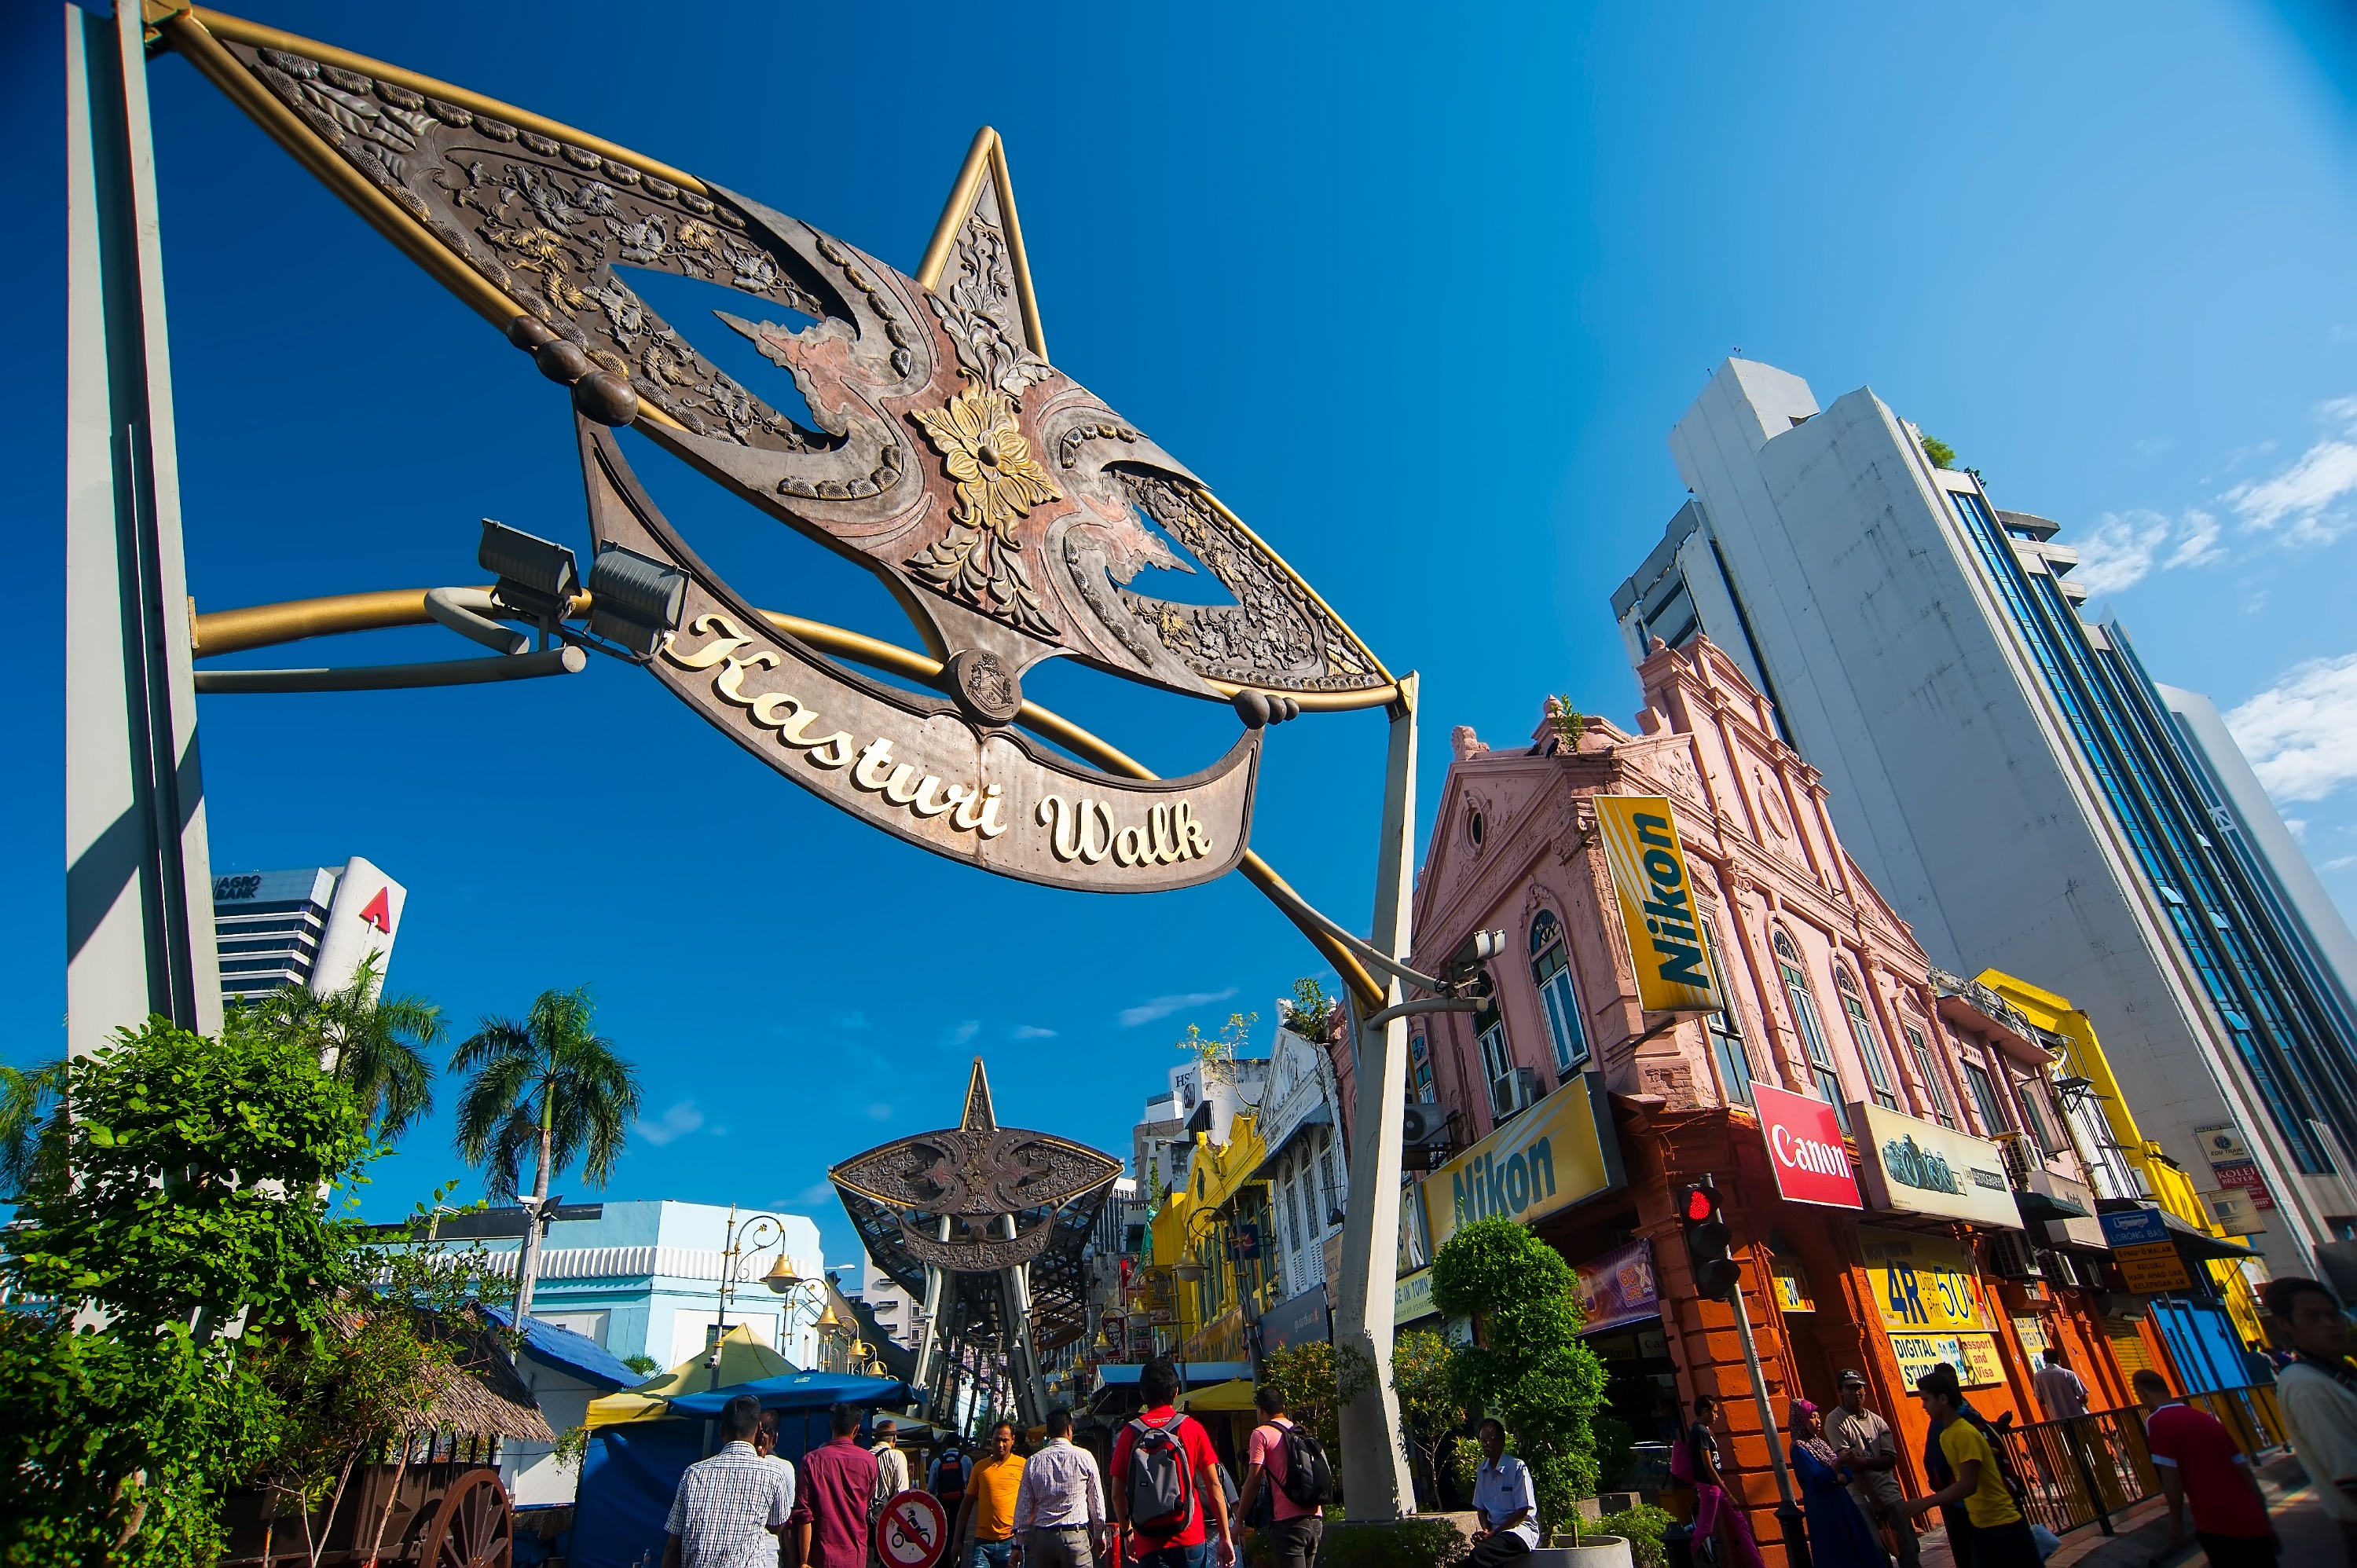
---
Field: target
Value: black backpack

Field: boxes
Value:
[935,1452,966,1495]
[1277,1424,1333,1508]
[1125,1412,1196,1533]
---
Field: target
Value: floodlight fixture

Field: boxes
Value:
[478,518,580,622]
[587,542,688,659]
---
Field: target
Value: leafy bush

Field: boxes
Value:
[1451,1437,1483,1500]
[1431,1217,1608,1537]
[1920,434,1956,469]
[1322,1517,1468,1568]
[1595,1504,1678,1568]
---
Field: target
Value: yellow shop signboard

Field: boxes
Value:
[1857,1226,1993,1335]
[1424,1074,1625,1252]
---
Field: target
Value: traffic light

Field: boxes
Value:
[1680,1181,1739,1301]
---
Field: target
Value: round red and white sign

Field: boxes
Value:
[878,1489,950,1568]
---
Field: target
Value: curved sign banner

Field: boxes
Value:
[1751,1083,1863,1209]
[581,426,1260,893]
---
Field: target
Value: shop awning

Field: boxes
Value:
[1176,1379,1259,1412]
[585,1324,799,1428]
[1091,1361,1252,1394]
[667,1370,908,1417]
[2014,1189,2090,1225]
[2158,1209,2263,1261]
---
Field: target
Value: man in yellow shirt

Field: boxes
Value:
[1897,1372,2036,1568]
[955,1422,1028,1568]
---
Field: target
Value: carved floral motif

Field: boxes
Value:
[907,387,1062,636]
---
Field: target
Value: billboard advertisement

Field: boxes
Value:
[1751,1083,1863,1209]
[1594,797,1721,1013]
[1851,1102,2022,1230]
[1423,1074,1624,1252]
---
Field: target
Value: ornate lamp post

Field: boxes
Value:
[706,1205,801,1390]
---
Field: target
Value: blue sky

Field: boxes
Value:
[9,2,2357,1272]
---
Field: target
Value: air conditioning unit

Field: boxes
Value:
[1985,1231,2044,1280]
[1489,1068,1540,1123]
[1402,1101,1448,1146]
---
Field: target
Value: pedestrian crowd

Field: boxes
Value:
[657,1357,1329,1568]
[659,1299,2357,1568]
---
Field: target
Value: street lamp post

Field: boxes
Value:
[706,1205,808,1390]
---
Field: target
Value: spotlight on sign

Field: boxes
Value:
[478,519,580,623]
[587,543,688,659]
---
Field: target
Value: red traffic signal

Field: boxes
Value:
[1684,1186,1719,1223]
[1678,1181,1739,1302]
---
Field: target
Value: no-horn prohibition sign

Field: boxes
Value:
[878,1490,950,1568]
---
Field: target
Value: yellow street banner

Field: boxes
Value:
[2115,1240,2194,1293]
[1890,1332,2007,1389]
[1595,797,1721,1013]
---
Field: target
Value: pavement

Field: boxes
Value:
[1915,1455,2326,1568]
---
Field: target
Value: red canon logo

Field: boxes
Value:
[1750,1084,1864,1209]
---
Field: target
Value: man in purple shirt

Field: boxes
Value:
[793,1406,882,1568]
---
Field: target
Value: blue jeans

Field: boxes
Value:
[971,1541,1015,1568]
[1133,1544,1211,1568]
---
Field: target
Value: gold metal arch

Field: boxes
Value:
[190,590,1391,1006]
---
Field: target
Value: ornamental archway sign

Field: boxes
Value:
[62,0,1489,1518]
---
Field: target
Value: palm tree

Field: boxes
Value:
[235,953,444,1141]
[449,986,642,1317]
[0,1057,65,1200]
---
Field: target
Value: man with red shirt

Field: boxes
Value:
[2134,1369,2276,1568]
[1110,1358,1234,1568]
[793,1406,882,1568]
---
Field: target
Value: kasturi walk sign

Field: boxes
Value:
[1595,797,1721,1013]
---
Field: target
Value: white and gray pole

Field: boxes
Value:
[64,1,222,1055]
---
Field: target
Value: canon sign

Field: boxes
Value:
[1751,1084,1863,1209]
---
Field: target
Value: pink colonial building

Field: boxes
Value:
[1392,637,2128,1565]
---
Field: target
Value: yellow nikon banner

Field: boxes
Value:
[1424,1074,1625,1252]
[1595,797,1721,1013]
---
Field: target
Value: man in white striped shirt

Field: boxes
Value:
[1012,1408,1106,1568]
[665,1394,797,1568]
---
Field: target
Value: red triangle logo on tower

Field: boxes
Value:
[357,886,394,933]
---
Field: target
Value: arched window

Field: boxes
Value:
[1530,911,1589,1074]
[1902,1019,1956,1128]
[1773,929,1851,1133]
[1699,916,1753,1108]
[1835,965,1901,1111]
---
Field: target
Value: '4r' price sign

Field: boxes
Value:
[879,1490,950,1568]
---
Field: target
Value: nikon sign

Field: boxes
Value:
[1594,797,1721,1013]
[1422,1075,1624,1251]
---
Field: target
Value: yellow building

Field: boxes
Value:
[1978,969,2267,1350]
[1149,1109,1275,1364]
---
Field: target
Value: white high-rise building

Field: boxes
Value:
[1609,358,2357,1274]
[211,856,406,1006]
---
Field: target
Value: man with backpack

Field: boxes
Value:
[931,1443,970,1516]
[1898,1368,2037,1568]
[1237,1386,1331,1568]
[1110,1357,1235,1568]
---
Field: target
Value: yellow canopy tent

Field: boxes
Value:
[1174,1379,1258,1413]
[585,1324,798,1428]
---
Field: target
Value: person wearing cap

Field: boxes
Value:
[869,1419,913,1566]
[1824,1371,1915,1568]
[1899,1369,2036,1568]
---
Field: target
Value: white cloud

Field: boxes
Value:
[1012,1024,1058,1039]
[2223,398,2357,546]
[635,1100,706,1146]
[2073,510,2171,594]
[2163,508,2225,570]
[2327,854,2357,872]
[2286,817,2309,840]
[943,1020,980,1046]
[2226,653,2357,804]
[1118,987,1238,1028]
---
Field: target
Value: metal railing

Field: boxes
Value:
[1993,1407,2161,1537]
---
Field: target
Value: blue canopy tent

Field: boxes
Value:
[573,1370,908,1568]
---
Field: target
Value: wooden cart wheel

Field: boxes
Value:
[416,1469,512,1568]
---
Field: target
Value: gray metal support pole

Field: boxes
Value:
[1726,1279,1807,1568]
[64,1,222,1054]
[1332,673,1420,1520]
[1002,1261,1046,1427]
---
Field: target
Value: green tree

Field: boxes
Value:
[1391,1328,1465,1510]
[1920,434,1956,469]
[0,1056,64,1199]
[232,954,445,1141]
[451,987,643,1313]
[5,1018,372,1338]
[1431,1217,1608,1539]
[1258,1339,1374,1467]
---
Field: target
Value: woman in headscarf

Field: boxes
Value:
[1789,1398,1886,1568]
